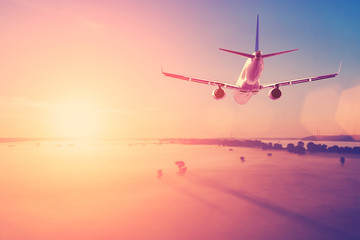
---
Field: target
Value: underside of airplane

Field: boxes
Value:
[162,15,341,105]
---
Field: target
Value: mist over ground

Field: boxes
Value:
[0,141,359,240]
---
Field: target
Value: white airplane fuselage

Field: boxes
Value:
[234,51,264,104]
[162,15,340,105]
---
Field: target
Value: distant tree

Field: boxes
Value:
[294,145,306,154]
[340,157,345,166]
[344,147,352,153]
[274,143,283,150]
[307,142,316,152]
[327,145,340,153]
[287,143,295,153]
[306,142,327,152]
[353,147,360,154]
[297,141,305,148]
[320,144,328,152]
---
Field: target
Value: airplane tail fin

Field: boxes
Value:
[220,15,298,59]
[219,48,298,59]
[255,14,259,52]
[219,15,259,59]
[262,49,299,58]
[219,14,260,59]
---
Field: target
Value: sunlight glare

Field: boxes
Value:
[52,102,100,138]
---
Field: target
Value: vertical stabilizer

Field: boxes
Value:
[255,14,259,52]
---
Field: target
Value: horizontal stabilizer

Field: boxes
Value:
[262,49,298,58]
[219,48,254,58]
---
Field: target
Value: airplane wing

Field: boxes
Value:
[162,68,241,90]
[260,62,342,89]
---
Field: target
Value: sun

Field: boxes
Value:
[52,101,100,138]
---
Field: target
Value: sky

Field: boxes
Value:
[0,0,359,139]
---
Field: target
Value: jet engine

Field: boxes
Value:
[268,87,282,100]
[212,87,225,100]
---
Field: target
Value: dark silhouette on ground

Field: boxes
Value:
[286,141,306,154]
[340,157,345,166]
[159,138,360,155]
[175,161,187,175]
[1,137,358,155]
[307,142,360,155]
[157,169,163,179]
[175,161,185,169]
[177,167,187,175]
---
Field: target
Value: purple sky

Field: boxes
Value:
[0,0,359,138]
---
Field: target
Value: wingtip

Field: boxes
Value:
[338,61,342,74]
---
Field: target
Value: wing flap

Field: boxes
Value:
[162,68,241,90]
[310,73,337,81]
[261,62,341,89]
[162,72,189,81]
[261,73,338,89]
[291,79,310,84]
[191,78,210,84]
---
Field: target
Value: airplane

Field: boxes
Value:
[162,15,341,105]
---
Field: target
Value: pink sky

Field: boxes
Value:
[0,0,358,138]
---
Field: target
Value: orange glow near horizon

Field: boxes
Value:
[51,101,101,138]
[0,1,358,139]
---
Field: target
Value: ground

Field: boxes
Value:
[0,142,359,240]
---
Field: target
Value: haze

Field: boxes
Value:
[0,0,359,139]
[1,141,360,240]
[1,1,360,239]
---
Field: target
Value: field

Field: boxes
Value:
[0,141,359,240]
